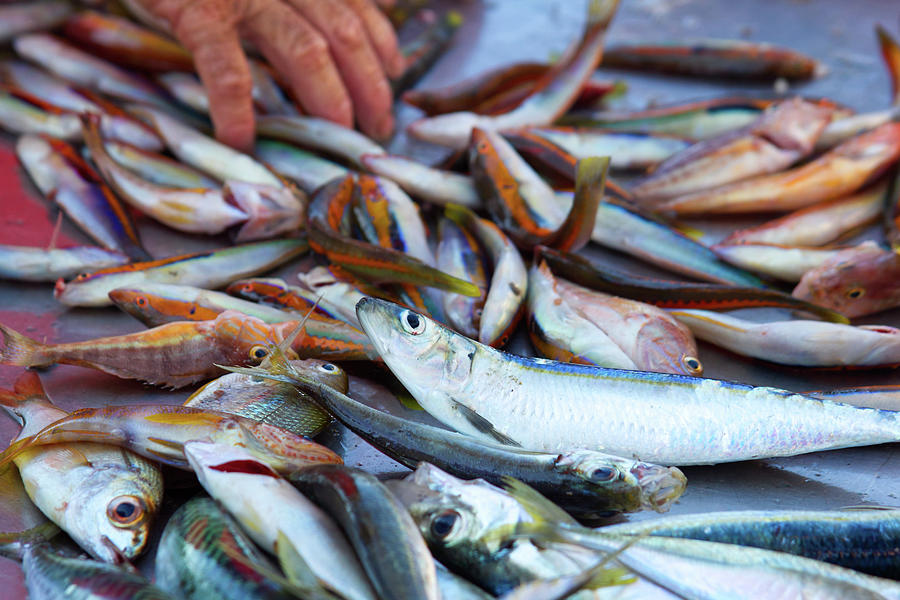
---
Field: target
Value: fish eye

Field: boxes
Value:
[589,467,618,483]
[107,495,145,527]
[846,287,865,299]
[400,310,426,335]
[250,345,269,361]
[430,510,459,539]
[319,363,337,372]
[75,273,89,281]
[682,356,702,373]
[135,296,147,307]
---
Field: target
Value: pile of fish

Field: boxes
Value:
[0,0,899,598]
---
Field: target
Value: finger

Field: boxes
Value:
[160,0,255,150]
[239,0,353,129]
[286,0,395,140]
[343,0,406,79]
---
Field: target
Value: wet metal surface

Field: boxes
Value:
[1,0,899,594]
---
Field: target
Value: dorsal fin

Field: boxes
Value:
[13,371,45,399]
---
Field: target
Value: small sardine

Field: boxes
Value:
[445,204,527,346]
[722,181,886,246]
[408,0,619,149]
[712,243,844,282]
[361,153,481,208]
[601,39,822,80]
[99,138,220,189]
[16,134,150,261]
[671,309,900,367]
[437,218,488,338]
[54,238,306,307]
[393,10,463,95]
[257,114,385,169]
[256,139,348,194]
[0,245,127,282]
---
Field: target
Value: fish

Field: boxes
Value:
[13,34,174,110]
[0,1,71,44]
[131,106,285,187]
[655,123,900,214]
[671,309,900,367]
[257,114,385,169]
[391,463,646,597]
[0,400,342,476]
[53,238,306,307]
[356,296,900,465]
[408,0,620,149]
[99,138,220,189]
[445,204,527,346]
[0,87,83,140]
[437,217,488,338]
[62,10,194,72]
[721,181,886,246]
[712,243,844,282]
[227,277,337,318]
[793,241,900,317]
[16,134,150,261]
[509,127,690,171]
[82,112,252,236]
[185,357,348,437]
[402,62,549,116]
[361,153,481,208]
[256,139,348,194]
[156,71,209,113]
[291,465,441,600]
[0,60,163,150]
[225,354,686,516]
[513,485,900,600]
[632,98,835,201]
[154,496,303,600]
[184,441,376,600]
[602,508,900,579]
[815,106,900,150]
[308,175,480,296]
[392,10,463,95]
[600,39,823,80]
[0,245,127,282]
[562,97,770,139]
[0,310,296,387]
[469,127,608,251]
[533,246,846,322]
[21,544,170,600]
[529,261,702,376]
[0,372,162,562]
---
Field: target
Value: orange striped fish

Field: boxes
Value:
[0,310,295,388]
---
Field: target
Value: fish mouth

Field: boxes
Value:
[356,297,404,354]
[634,465,688,513]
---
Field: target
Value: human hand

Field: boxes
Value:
[138,0,404,149]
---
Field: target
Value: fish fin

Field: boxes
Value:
[498,553,634,599]
[275,530,342,599]
[0,324,48,367]
[0,464,60,561]
[0,436,37,469]
[587,0,619,27]
[449,398,521,447]
[546,156,608,253]
[876,25,900,106]
[500,477,579,526]
[46,211,63,252]
[12,371,45,399]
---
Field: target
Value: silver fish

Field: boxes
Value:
[0,245,127,282]
[356,296,900,466]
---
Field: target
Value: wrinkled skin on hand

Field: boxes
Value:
[138,0,403,148]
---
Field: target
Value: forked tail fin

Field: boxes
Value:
[0,324,49,368]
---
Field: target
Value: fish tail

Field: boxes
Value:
[0,325,49,368]
[587,0,620,28]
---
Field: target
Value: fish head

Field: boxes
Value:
[356,297,477,400]
[793,241,900,318]
[226,278,289,303]
[288,358,349,394]
[64,453,162,561]
[634,318,703,376]
[212,310,299,366]
[552,450,643,509]
[393,464,531,559]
